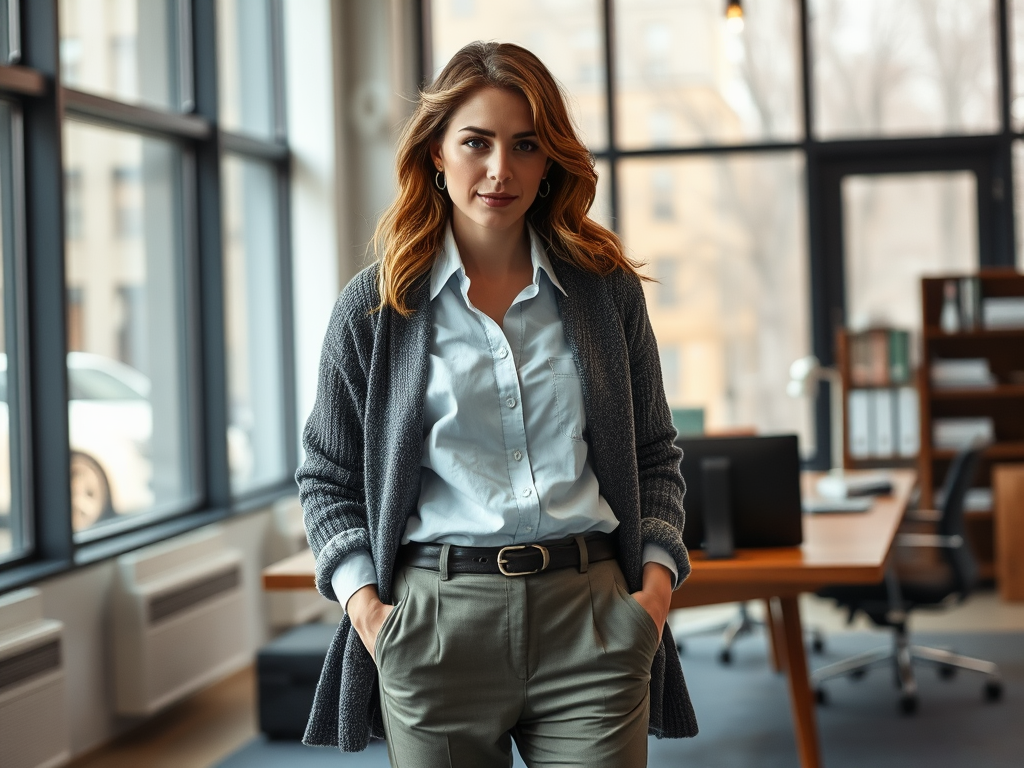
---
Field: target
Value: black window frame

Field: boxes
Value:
[0,0,298,592]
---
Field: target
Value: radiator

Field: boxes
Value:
[0,588,69,768]
[265,496,331,628]
[113,526,248,716]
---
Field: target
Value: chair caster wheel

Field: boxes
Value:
[938,664,956,680]
[899,694,918,715]
[984,681,1003,702]
[814,687,828,705]
[719,648,732,665]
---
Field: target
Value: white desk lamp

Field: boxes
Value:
[787,356,852,498]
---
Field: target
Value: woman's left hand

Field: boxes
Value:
[631,562,674,643]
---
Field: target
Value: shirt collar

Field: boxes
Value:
[429,223,567,300]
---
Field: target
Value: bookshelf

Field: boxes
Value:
[919,270,1024,580]
[836,328,918,471]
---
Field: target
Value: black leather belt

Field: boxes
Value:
[397,532,617,577]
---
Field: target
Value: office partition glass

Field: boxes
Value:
[63,120,197,538]
[216,0,276,139]
[843,171,978,333]
[58,0,183,110]
[810,0,999,139]
[618,152,812,447]
[613,0,802,149]
[221,154,288,494]
[430,0,607,150]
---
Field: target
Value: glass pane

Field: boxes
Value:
[0,102,21,562]
[843,172,978,333]
[221,155,288,493]
[811,0,999,140]
[1014,0,1024,130]
[217,0,275,138]
[59,0,181,111]
[614,0,801,149]
[430,0,607,150]
[619,153,812,449]
[592,158,613,230]
[0,0,19,64]
[63,121,195,538]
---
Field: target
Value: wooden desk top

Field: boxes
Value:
[262,470,917,600]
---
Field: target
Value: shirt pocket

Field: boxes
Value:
[548,356,586,442]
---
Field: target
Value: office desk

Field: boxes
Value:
[263,470,916,768]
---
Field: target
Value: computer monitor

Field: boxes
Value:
[675,434,803,557]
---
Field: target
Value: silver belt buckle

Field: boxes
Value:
[497,544,550,576]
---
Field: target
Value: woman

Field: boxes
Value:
[298,41,697,766]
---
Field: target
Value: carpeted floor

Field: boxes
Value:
[216,631,1024,767]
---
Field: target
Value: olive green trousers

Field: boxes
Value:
[373,557,660,768]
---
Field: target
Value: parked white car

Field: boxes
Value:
[0,352,254,533]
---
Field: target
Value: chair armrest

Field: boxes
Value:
[903,508,942,523]
[896,533,964,549]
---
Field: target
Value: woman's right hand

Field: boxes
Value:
[346,584,395,662]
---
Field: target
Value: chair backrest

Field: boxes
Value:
[935,446,985,596]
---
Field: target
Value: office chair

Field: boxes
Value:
[812,446,1003,714]
[676,601,825,665]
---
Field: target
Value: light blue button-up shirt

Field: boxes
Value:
[332,225,676,609]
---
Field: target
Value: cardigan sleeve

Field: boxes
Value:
[615,270,692,587]
[295,270,378,602]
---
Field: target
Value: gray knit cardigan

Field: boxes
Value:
[296,256,699,750]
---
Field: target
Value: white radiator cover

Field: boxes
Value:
[0,588,69,768]
[113,526,248,716]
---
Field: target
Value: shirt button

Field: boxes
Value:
[506,397,517,408]
[499,347,509,359]
[522,488,532,497]
[513,450,523,461]
[525,526,533,532]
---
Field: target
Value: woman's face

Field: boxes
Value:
[430,87,552,237]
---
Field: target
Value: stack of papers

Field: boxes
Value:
[930,358,996,389]
[932,417,995,450]
[983,297,1024,330]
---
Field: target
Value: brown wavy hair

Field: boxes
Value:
[373,40,644,315]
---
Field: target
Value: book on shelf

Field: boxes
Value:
[897,387,919,457]
[848,328,911,387]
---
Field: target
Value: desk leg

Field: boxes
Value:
[779,596,822,768]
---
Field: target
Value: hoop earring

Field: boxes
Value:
[538,178,551,198]
[435,171,446,191]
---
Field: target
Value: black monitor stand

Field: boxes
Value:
[701,457,735,559]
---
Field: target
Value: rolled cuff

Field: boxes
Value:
[642,543,679,588]
[331,549,379,614]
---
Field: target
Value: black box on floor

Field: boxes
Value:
[257,622,336,740]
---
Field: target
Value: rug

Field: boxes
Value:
[216,630,1024,767]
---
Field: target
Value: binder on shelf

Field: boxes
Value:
[848,329,911,387]
[871,389,895,458]
[847,389,871,459]
[896,387,919,457]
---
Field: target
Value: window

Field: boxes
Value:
[221,154,289,494]
[216,0,276,138]
[0,100,22,563]
[0,0,297,585]
[58,0,184,111]
[811,0,999,139]
[63,121,195,538]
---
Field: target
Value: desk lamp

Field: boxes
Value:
[787,356,850,497]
